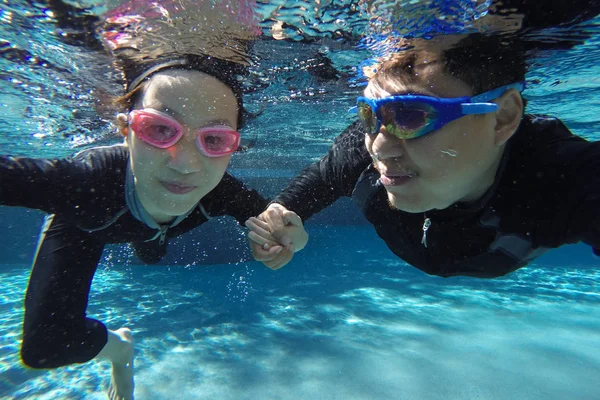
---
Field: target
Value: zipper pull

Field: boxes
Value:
[158,226,168,245]
[421,217,431,248]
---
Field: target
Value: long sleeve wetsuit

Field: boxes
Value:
[274,115,600,278]
[0,144,268,368]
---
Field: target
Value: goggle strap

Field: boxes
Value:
[461,102,499,114]
[470,82,525,103]
[461,82,525,114]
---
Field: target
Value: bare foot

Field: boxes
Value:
[107,328,134,400]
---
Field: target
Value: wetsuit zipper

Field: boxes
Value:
[421,215,431,248]
[158,225,168,245]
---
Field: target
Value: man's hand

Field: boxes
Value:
[246,203,308,270]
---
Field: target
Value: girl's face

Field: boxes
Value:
[126,70,238,223]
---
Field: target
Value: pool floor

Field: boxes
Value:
[1,225,599,399]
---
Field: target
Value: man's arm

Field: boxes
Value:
[529,118,600,254]
[273,121,371,221]
[200,172,270,224]
[247,121,371,269]
[564,160,600,254]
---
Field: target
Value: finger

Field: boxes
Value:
[272,233,292,248]
[254,248,283,262]
[263,249,293,270]
[262,245,284,259]
[260,250,283,269]
[250,241,283,261]
[263,208,287,232]
[262,215,292,247]
[282,210,303,227]
[255,214,292,247]
[247,231,272,247]
[245,218,277,241]
[266,250,294,270]
[249,217,272,231]
[247,232,279,251]
[275,235,294,250]
[245,217,272,235]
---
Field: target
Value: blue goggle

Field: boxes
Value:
[354,82,525,140]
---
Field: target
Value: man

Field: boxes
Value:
[246,34,600,277]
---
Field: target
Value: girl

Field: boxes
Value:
[0,54,274,400]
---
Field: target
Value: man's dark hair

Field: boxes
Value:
[443,34,528,94]
[372,34,528,96]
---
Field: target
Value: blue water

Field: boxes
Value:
[1,0,600,399]
[1,226,599,399]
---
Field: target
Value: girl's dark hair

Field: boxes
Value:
[113,50,251,128]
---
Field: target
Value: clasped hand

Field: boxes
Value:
[245,203,308,270]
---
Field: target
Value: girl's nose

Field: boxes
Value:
[166,140,204,174]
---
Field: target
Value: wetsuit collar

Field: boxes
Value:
[125,162,193,229]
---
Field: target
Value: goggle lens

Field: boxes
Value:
[384,102,437,139]
[358,100,438,140]
[129,110,240,157]
[130,111,181,148]
[357,102,378,134]
[197,128,241,157]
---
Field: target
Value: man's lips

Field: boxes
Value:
[378,171,418,186]
[160,180,198,194]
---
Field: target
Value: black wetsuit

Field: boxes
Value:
[274,115,600,278]
[0,145,268,368]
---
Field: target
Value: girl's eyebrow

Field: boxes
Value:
[154,104,234,127]
[152,104,183,120]
[200,118,234,127]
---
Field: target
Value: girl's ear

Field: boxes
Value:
[116,113,129,137]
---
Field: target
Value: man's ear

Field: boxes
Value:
[494,89,523,146]
[116,113,129,137]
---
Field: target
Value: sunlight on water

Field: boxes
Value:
[1,0,600,157]
[1,1,600,399]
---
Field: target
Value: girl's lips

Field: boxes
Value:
[160,181,197,194]
[379,173,417,186]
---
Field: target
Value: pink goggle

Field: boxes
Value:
[128,109,241,157]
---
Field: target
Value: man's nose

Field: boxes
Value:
[371,127,405,161]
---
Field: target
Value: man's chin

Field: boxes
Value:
[386,192,430,214]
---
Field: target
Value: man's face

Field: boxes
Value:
[364,63,505,213]
[127,70,238,222]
